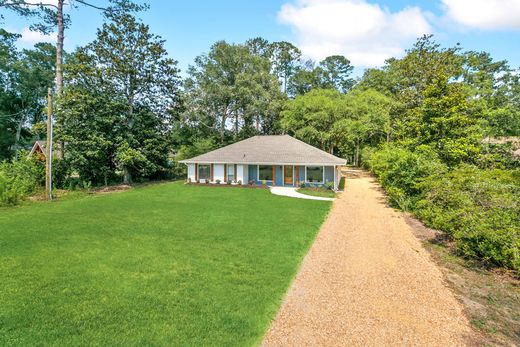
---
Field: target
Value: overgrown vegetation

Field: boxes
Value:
[358,37,520,272]
[367,147,519,271]
[0,153,43,205]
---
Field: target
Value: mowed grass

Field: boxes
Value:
[0,182,331,346]
[296,187,337,198]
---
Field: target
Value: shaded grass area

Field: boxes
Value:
[0,182,331,346]
[407,217,520,346]
[296,187,336,198]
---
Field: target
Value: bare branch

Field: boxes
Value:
[73,0,108,11]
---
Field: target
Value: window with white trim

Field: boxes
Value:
[258,165,273,181]
[306,166,323,183]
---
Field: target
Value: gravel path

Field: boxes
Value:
[262,173,473,346]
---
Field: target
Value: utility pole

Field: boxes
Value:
[46,88,53,201]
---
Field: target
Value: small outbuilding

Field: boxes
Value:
[179,135,346,190]
[28,140,62,160]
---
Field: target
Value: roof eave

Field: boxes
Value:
[179,160,346,166]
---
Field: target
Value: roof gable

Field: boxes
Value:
[179,135,346,165]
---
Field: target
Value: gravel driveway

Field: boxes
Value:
[262,172,473,346]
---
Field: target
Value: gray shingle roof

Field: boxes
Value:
[180,135,346,165]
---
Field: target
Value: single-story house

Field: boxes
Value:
[179,135,346,190]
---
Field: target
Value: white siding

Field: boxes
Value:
[236,164,248,185]
[335,165,342,190]
[214,164,225,183]
[187,163,196,182]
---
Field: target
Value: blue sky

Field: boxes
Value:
[2,0,520,76]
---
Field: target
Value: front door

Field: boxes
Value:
[284,165,294,186]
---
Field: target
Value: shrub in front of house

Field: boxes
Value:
[215,179,221,184]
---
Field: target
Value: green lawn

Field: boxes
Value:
[296,187,337,198]
[0,182,331,346]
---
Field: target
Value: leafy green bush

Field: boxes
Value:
[0,154,44,206]
[366,145,519,271]
[365,144,446,209]
[415,166,520,270]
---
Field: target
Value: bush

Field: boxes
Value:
[415,166,520,270]
[0,154,44,206]
[367,145,520,271]
[365,144,446,209]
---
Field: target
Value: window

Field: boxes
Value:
[227,164,234,181]
[258,165,273,181]
[198,164,210,180]
[306,166,323,183]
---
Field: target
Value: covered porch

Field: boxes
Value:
[187,163,342,190]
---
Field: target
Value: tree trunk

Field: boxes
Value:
[355,140,360,167]
[220,105,227,142]
[54,0,65,158]
[123,166,132,184]
[14,113,26,158]
[55,0,64,95]
[234,111,238,139]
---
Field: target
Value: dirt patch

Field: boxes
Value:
[263,173,474,346]
[94,184,132,194]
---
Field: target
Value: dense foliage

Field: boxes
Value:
[57,10,181,185]
[0,153,44,205]
[359,36,520,271]
[366,146,519,271]
[0,29,55,160]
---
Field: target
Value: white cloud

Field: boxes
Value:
[442,0,520,30]
[20,27,56,44]
[277,0,432,68]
